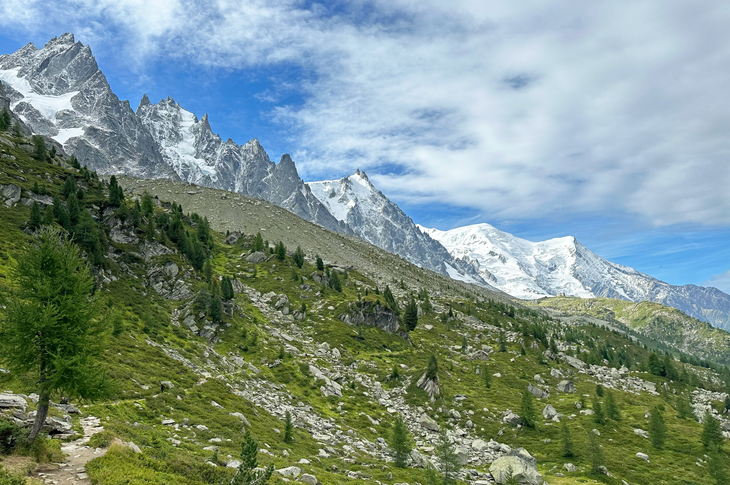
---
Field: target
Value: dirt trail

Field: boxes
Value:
[33,417,105,485]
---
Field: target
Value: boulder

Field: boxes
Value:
[489,448,542,485]
[160,381,175,390]
[466,350,491,361]
[557,380,576,393]
[533,374,545,384]
[527,384,549,399]
[561,355,586,370]
[636,452,650,462]
[472,439,488,451]
[225,232,242,245]
[542,404,557,420]
[454,446,470,465]
[276,466,301,478]
[0,393,27,411]
[0,184,21,207]
[550,368,563,379]
[300,474,318,485]
[246,251,266,264]
[418,413,440,431]
[503,411,521,426]
[563,463,577,472]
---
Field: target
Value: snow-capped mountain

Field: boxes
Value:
[308,171,489,284]
[423,223,730,329]
[136,97,347,233]
[0,34,175,179]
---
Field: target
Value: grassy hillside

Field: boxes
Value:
[0,132,729,485]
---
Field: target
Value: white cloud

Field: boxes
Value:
[704,269,730,294]
[2,0,730,227]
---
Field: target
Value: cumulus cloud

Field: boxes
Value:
[2,0,730,226]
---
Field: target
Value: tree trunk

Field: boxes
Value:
[28,390,49,442]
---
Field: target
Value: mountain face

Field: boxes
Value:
[423,223,730,330]
[136,97,348,233]
[0,34,175,179]
[308,171,489,284]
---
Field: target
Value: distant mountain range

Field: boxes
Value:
[2,33,729,329]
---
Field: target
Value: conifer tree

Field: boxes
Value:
[315,254,324,271]
[435,428,461,485]
[275,241,286,261]
[403,297,419,331]
[383,285,400,315]
[29,201,42,229]
[253,232,265,252]
[648,352,664,376]
[595,384,604,397]
[520,388,536,428]
[232,429,273,485]
[0,107,10,131]
[329,270,342,292]
[31,135,46,161]
[108,175,123,206]
[561,422,575,457]
[141,191,154,216]
[203,260,212,283]
[0,228,109,441]
[605,391,621,421]
[593,399,604,425]
[389,415,412,468]
[293,246,305,269]
[483,366,491,388]
[426,355,438,380]
[67,193,80,226]
[650,405,666,449]
[708,450,728,485]
[499,331,507,352]
[283,411,294,443]
[52,196,71,230]
[222,276,235,300]
[588,431,604,474]
[61,176,77,198]
[42,205,55,226]
[702,410,723,451]
[676,394,694,420]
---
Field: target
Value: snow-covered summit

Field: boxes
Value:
[423,223,730,329]
[308,172,490,284]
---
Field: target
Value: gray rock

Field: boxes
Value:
[245,251,265,264]
[489,448,542,485]
[557,380,576,393]
[0,393,27,410]
[636,452,649,462]
[472,439,488,451]
[276,466,301,478]
[300,473,317,484]
[542,404,557,420]
[0,184,21,207]
[503,411,520,426]
[466,350,491,361]
[340,301,400,334]
[418,413,440,431]
[527,384,549,399]
[160,381,174,390]
[563,463,577,472]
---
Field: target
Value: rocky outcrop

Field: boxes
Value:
[339,301,400,334]
[489,448,543,485]
[147,262,192,301]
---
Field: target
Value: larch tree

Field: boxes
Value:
[0,228,109,441]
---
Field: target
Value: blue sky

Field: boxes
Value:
[1,0,729,292]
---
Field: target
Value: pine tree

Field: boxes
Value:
[435,428,461,485]
[42,205,55,226]
[232,429,273,485]
[315,254,324,271]
[520,388,536,428]
[588,430,604,474]
[605,391,621,421]
[222,276,235,300]
[52,196,71,230]
[325,270,340,292]
[593,399,604,425]
[203,260,212,283]
[483,366,491,388]
[0,228,109,441]
[708,450,728,485]
[383,285,400,315]
[650,405,666,449]
[702,410,723,451]
[561,422,575,457]
[0,107,10,131]
[499,331,507,352]
[403,297,419,331]
[676,394,694,420]
[595,384,604,397]
[108,175,122,206]
[29,201,42,229]
[648,352,664,376]
[141,191,154,216]
[426,355,438,380]
[275,241,286,261]
[253,232,265,252]
[61,176,77,198]
[31,135,46,161]
[283,411,294,443]
[389,415,412,468]
[67,193,80,226]
[293,246,305,269]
